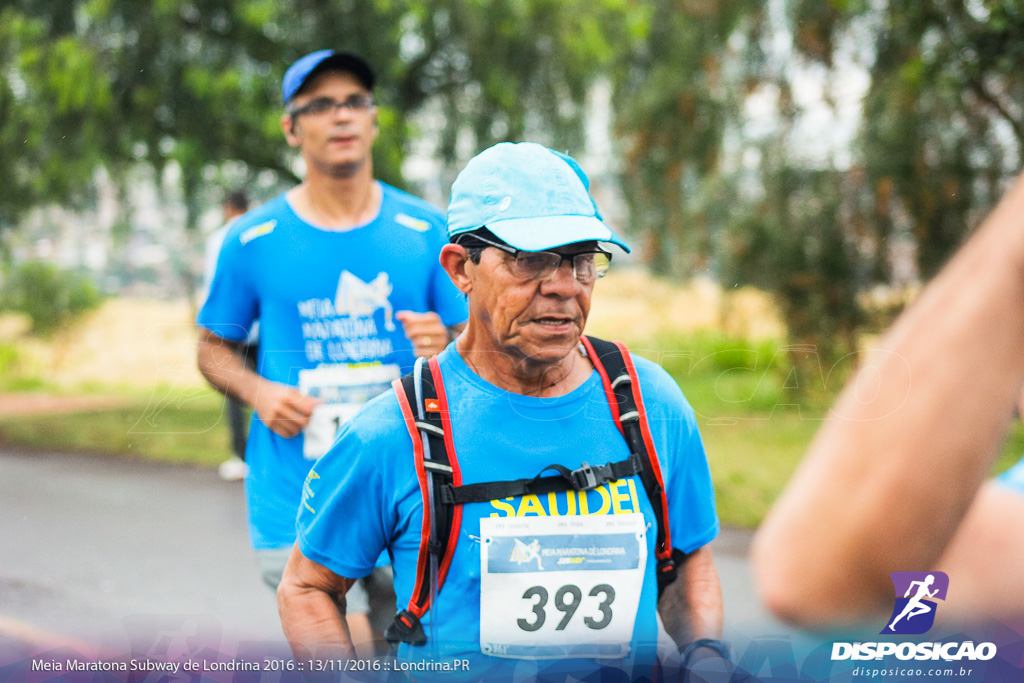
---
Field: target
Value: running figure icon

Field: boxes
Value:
[510,538,544,571]
[887,574,939,632]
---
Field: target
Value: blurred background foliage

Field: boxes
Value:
[0,260,102,335]
[4,0,1023,369]
[4,0,1024,526]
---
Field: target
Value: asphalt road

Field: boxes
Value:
[0,447,783,659]
[1,448,282,655]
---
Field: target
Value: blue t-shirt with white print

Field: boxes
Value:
[297,344,719,680]
[197,183,467,550]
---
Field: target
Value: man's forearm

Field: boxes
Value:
[278,582,354,662]
[196,329,263,407]
[658,547,722,647]
[278,546,361,664]
[754,175,1024,625]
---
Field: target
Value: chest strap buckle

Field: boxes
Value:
[384,609,427,646]
[572,462,602,490]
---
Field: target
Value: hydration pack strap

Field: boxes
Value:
[580,336,678,591]
[441,454,644,505]
[386,337,679,646]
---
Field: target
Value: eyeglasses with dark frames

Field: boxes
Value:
[288,95,375,118]
[458,232,612,283]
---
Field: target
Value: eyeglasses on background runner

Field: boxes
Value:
[288,95,375,118]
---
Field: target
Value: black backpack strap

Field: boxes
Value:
[385,356,462,646]
[444,455,645,505]
[581,336,679,595]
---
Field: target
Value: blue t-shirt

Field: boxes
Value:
[197,184,468,550]
[997,456,1024,494]
[297,344,719,679]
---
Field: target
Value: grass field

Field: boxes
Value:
[2,363,1021,529]
[0,388,237,466]
[1,285,1022,528]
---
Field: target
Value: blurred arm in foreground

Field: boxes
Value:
[936,389,1024,620]
[752,175,1024,628]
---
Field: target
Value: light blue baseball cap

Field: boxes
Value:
[447,142,630,252]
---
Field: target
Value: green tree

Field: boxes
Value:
[723,158,867,374]
[1,261,102,336]
[612,1,754,275]
[0,6,112,237]
[630,0,1024,377]
[788,0,1021,281]
[3,0,633,294]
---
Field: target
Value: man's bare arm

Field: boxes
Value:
[753,175,1024,628]
[197,327,262,405]
[658,546,723,648]
[935,481,1024,619]
[278,545,357,662]
[196,327,319,438]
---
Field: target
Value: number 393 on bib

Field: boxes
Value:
[478,513,647,659]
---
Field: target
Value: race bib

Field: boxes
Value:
[298,363,400,459]
[479,513,647,659]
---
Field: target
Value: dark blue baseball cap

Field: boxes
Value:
[282,50,375,105]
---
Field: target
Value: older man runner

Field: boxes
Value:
[197,50,467,650]
[278,142,723,679]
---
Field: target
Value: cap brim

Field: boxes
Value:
[486,215,631,253]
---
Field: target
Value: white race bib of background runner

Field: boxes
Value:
[479,513,647,659]
[298,363,400,459]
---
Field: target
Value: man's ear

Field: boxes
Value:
[282,113,301,147]
[440,244,473,295]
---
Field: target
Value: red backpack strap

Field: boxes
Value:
[581,336,679,593]
[385,356,463,646]
[428,355,464,591]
